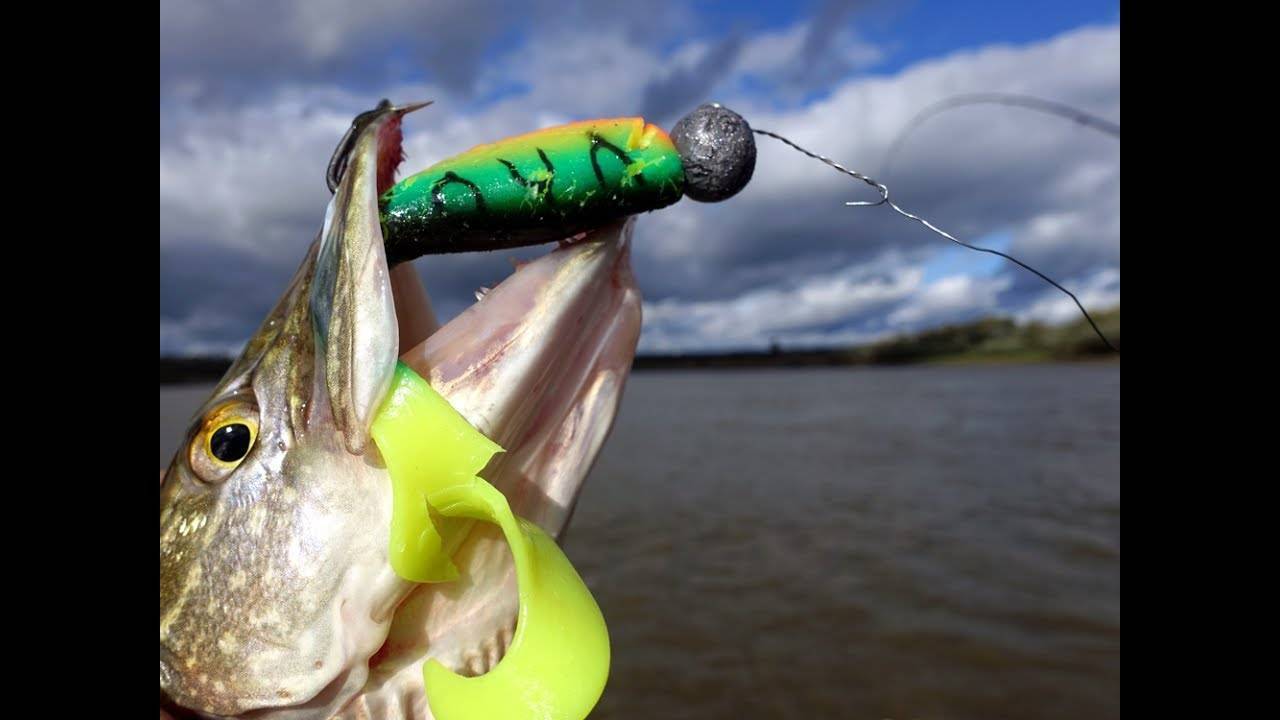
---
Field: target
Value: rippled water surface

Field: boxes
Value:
[160,363,1120,720]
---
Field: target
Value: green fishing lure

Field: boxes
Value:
[337,102,757,263]
[381,118,686,262]
[335,99,1113,349]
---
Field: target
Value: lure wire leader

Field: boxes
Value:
[751,128,1118,353]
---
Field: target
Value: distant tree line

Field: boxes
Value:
[634,306,1120,370]
[851,306,1120,365]
[161,306,1120,382]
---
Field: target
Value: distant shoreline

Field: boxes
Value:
[159,354,1118,385]
[159,347,1120,383]
[161,308,1119,384]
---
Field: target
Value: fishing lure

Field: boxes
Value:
[331,97,1115,348]
[327,102,757,263]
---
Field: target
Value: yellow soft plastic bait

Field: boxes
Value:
[370,362,610,720]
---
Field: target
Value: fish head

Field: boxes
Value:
[160,102,642,719]
[160,102,409,717]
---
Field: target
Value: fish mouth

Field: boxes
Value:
[369,107,645,697]
[378,100,643,513]
[341,221,641,706]
[400,219,642,535]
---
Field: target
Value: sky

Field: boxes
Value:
[159,0,1120,356]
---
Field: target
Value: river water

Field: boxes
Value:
[160,363,1120,720]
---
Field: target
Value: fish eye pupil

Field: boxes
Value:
[210,423,252,463]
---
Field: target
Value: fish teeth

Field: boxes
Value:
[474,286,492,302]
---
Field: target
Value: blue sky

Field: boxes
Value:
[160,0,1120,354]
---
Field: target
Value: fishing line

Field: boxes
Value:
[879,92,1120,181]
[332,98,1117,352]
[751,127,1118,353]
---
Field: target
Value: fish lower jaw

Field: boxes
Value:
[400,218,641,534]
[337,220,641,717]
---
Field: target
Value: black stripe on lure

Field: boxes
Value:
[327,102,755,265]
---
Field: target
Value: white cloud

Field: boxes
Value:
[161,16,1119,355]
[887,274,1011,327]
[1016,267,1120,325]
[640,254,922,352]
[732,20,883,97]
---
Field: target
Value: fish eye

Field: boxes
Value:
[188,401,259,483]
[209,423,253,463]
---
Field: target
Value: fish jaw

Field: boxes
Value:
[406,218,642,531]
[337,221,642,718]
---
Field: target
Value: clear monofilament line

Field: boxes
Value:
[751,128,1118,353]
[880,93,1120,180]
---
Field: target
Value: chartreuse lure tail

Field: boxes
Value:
[370,362,610,720]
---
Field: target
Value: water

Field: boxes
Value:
[159,363,1120,720]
